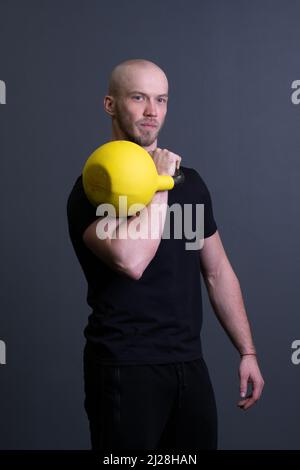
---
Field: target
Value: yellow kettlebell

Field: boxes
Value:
[82,140,184,216]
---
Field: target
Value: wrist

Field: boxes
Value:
[151,190,168,205]
[240,352,257,358]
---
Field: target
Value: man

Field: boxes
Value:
[67,59,264,451]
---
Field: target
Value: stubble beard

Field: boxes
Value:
[115,109,162,147]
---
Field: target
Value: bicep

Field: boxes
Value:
[82,216,123,271]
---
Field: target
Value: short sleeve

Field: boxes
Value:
[67,176,99,240]
[192,169,218,239]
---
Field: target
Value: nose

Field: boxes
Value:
[144,98,158,117]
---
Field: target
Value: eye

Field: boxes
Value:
[157,97,167,103]
[132,95,143,101]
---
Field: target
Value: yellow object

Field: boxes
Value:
[82,140,175,216]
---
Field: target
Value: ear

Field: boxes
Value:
[104,95,115,116]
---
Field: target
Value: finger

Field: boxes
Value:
[176,157,182,169]
[237,396,253,410]
[239,388,262,410]
[252,382,263,402]
[237,381,263,410]
[243,397,257,410]
[239,374,248,398]
[237,398,248,407]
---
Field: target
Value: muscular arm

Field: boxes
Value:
[199,231,256,354]
[83,146,181,280]
[199,230,264,409]
[83,190,168,280]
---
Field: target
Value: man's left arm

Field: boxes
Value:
[199,230,265,410]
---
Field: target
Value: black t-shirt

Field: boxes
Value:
[67,166,217,365]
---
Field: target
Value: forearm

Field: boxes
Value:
[108,191,169,277]
[204,261,256,355]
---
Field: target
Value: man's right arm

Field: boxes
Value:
[82,147,181,280]
[82,190,168,280]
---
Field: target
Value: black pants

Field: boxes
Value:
[83,346,218,451]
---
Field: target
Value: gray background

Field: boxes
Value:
[0,0,299,450]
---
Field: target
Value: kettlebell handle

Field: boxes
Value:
[156,168,185,192]
[173,168,185,186]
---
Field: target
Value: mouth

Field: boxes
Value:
[140,123,158,129]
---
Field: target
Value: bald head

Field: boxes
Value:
[105,59,169,148]
[108,59,168,96]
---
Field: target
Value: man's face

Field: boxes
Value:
[112,67,168,147]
